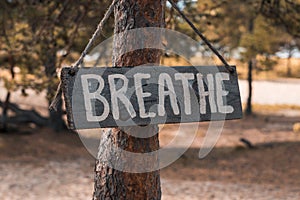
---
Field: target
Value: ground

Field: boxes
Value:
[1,108,300,200]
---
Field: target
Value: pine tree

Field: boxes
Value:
[93,0,164,199]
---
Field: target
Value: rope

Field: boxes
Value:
[71,0,118,74]
[50,0,233,111]
[49,0,117,111]
[49,82,62,112]
[168,0,234,73]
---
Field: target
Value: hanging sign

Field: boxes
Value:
[61,66,242,129]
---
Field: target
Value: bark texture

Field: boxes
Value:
[93,0,165,199]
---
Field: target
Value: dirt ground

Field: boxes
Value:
[1,110,300,200]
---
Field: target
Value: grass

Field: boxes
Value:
[251,104,300,112]
[233,57,300,80]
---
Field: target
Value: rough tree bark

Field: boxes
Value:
[93,0,165,199]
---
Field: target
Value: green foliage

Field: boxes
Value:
[0,0,114,100]
[240,16,283,60]
[260,0,300,38]
[0,0,299,100]
[171,0,300,71]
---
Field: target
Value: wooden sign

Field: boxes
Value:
[61,66,242,129]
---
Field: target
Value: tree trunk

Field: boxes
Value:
[93,0,165,199]
[245,59,253,115]
[45,49,66,132]
[287,51,292,77]
[1,92,11,132]
[49,94,66,131]
[0,101,49,127]
[245,17,254,116]
[1,54,15,132]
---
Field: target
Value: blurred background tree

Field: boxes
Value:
[166,0,300,115]
[0,0,114,132]
[0,0,299,131]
